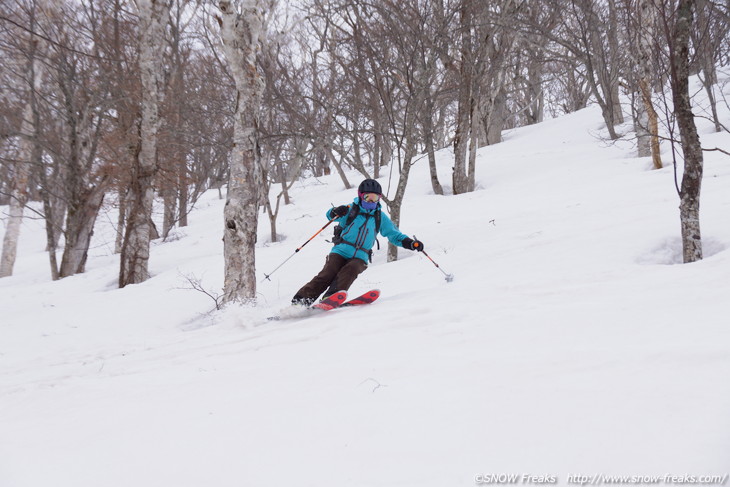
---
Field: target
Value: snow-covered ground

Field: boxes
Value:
[2,86,730,486]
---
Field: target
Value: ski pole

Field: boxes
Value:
[260,218,337,283]
[413,236,454,282]
[422,251,454,282]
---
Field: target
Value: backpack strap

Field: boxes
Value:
[344,204,360,228]
[335,204,381,263]
[344,205,381,233]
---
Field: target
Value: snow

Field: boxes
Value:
[2,91,730,486]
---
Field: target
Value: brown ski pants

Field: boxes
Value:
[292,253,367,304]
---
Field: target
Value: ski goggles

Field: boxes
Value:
[360,192,380,203]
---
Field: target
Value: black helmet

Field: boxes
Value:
[358,179,382,194]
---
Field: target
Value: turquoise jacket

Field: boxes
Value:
[326,198,409,263]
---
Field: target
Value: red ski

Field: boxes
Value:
[310,290,348,311]
[266,290,378,322]
[341,289,380,307]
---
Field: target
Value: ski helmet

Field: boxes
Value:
[358,179,382,195]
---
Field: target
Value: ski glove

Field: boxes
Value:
[331,205,350,218]
[402,237,424,252]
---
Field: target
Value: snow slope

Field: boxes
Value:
[2,94,730,486]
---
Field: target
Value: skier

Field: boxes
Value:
[291,179,424,306]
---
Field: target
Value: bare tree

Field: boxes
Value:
[216,0,267,304]
[119,0,171,287]
[452,0,521,194]
[0,2,45,278]
[451,0,475,195]
[3,0,728,287]
[158,0,202,238]
[100,0,146,256]
[530,0,626,139]
[320,0,438,259]
[541,49,593,117]
[661,0,704,262]
[692,0,730,133]
[619,0,663,167]
[49,2,114,278]
[635,0,663,168]
[509,4,557,128]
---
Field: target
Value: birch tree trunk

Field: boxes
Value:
[525,52,545,125]
[670,0,703,263]
[452,1,472,195]
[217,0,266,304]
[385,140,418,263]
[115,186,129,254]
[636,0,662,168]
[695,0,722,133]
[47,149,67,249]
[56,71,109,278]
[162,188,176,239]
[324,143,352,190]
[482,87,508,146]
[385,80,426,262]
[635,90,651,157]
[0,103,33,278]
[59,184,106,276]
[476,1,518,148]
[38,154,60,280]
[467,99,480,193]
[606,0,624,126]
[178,176,189,227]
[0,43,43,278]
[119,0,170,287]
[422,95,444,195]
[577,0,622,139]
